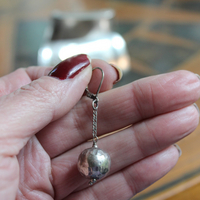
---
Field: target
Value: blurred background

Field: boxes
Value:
[1,0,200,199]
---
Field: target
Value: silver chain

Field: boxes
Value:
[85,67,104,148]
[92,98,99,147]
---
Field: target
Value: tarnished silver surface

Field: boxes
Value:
[77,147,111,184]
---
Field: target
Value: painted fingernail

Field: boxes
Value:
[193,103,200,116]
[195,74,200,80]
[48,54,91,80]
[173,144,182,157]
[109,64,123,84]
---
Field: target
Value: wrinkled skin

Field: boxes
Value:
[0,59,199,200]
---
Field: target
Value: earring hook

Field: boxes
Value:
[85,67,104,101]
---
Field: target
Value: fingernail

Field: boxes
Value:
[195,74,200,80]
[109,64,123,84]
[193,103,200,116]
[48,54,91,80]
[173,144,182,157]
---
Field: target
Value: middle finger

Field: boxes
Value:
[37,70,200,158]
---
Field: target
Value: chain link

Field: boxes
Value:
[92,98,99,146]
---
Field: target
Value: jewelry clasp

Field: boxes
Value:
[85,67,104,101]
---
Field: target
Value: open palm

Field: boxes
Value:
[0,58,199,200]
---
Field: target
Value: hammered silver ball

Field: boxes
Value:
[77,147,111,185]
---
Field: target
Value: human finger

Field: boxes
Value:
[27,59,120,93]
[0,68,31,97]
[0,57,119,98]
[66,146,179,200]
[88,59,122,93]
[37,70,200,158]
[0,66,53,98]
[0,54,92,156]
[51,105,198,198]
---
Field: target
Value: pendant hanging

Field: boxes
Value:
[77,67,111,186]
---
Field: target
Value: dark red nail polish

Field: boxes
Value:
[48,54,90,80]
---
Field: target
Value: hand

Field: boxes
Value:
[0,54,199,200]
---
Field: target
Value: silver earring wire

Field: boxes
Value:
[85,67,104,147]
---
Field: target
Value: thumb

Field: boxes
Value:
[0,54,92,156]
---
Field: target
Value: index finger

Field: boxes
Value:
[0,59,119,97]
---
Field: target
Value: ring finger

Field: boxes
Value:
[51,104,199,199]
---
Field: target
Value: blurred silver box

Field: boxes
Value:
[38,9,130,71]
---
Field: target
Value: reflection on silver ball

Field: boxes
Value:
[77,147,111,185]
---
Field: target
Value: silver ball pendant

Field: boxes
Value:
[77,147,111,185]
